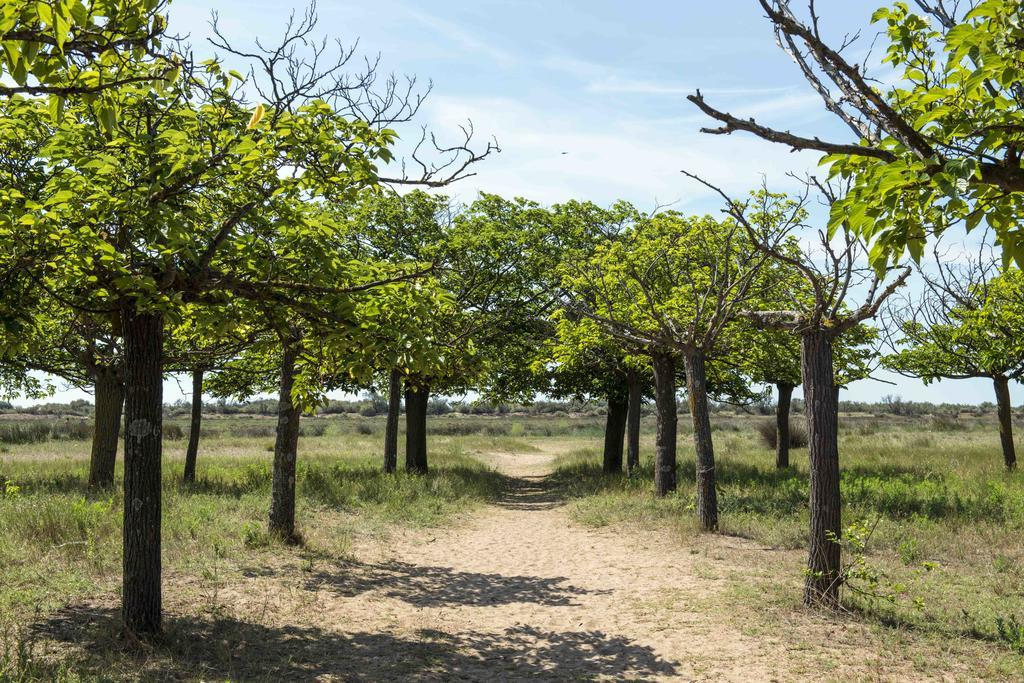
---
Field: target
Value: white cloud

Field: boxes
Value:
[400,6,516,66]
[728,91,826,120]
[584,76,802,98]
[413,94,823,210]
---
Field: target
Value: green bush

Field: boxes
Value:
[299,421,328,437]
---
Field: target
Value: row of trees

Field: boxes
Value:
[2,0,1022,630]
[0,0,498,634]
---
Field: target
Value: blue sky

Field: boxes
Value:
[31,0,1017,406]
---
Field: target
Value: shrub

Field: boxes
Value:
[300,421,328,437]
[930,415,968,432]
[427,398,452,415]
[0,422,52,444]
[756,420,808,449]
[355,422,375,435]
[428,421,482,437]
[482,423,511,436]
[50,419,92,441]
[230,424,275,438]
[163,423,186,440]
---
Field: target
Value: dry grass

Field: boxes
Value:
[0,416,510,654]
[2,411,1024,679]
[551,412,1024,676]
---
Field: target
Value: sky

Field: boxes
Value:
[26,0,1019,407]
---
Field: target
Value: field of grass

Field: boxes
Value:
[0,415,529,652]
[550,412,1024,668]
[2,410,1024,678]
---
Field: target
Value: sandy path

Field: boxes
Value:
[264,447,789,681]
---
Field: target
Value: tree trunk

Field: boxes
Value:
[626,372,642,476]
[683,348,718,531]
[994,375,1017,471]
[602,394,628,474]
[383,368,402,474]
[405,380,429,474]
[182,369,203,484]
[651,351,677,496]
[775,382,795,469]
[88,368,124,489]
[121,304,164,636]
[801,329,841,608]
[269,341,301,542]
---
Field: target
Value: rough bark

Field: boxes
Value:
[405,380,429,474]
[775,382,795,469]
[626,372,642,476]
[88,367,124,489]
[182,369,203,484]
[651,351,677,496]
[994,375,1017,471]
[801,330,842,608]
[269,341,301,542]
[383,368,402,474]
[602,394,628,474]
[121,304,164,636]
[683,348,718,531]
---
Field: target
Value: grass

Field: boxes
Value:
[3,410,1024,678]
[550,412,1024,673]
[0,415,508,647]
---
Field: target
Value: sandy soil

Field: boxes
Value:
[34,446,983,681]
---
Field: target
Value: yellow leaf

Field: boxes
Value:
[247,103,266,130]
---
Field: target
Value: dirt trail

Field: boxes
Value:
[274,447,791,681]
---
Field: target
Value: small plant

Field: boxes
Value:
[0,478,20,498]
[243,522,271,549]
[995,615,1024,654]
[0,627,39,680]
[756,420,808,449]
[836,519,937,610]
[993,554,1014,574]
[897,537,921,565]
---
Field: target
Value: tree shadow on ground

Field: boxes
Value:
[27,603,680,681]
[494,472,564,512]
[297,557,607,608]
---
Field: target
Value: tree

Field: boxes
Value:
[19,305,123,487]
[745,323,880,469]
[886,242,1024,469]
[204,204,437,541]
[167,302,257,484]
[537,200,653,476]
[5,2,492,633]
[689,0,1024,267]
[541,313,652,475]
[564,210,782,529]
[691,179,910,608]
[745,329,801,468]
[0,0,176,97]
[335,190,457,474]
[344,192,555,474]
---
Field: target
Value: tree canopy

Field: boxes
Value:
[691,0,1024,267]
